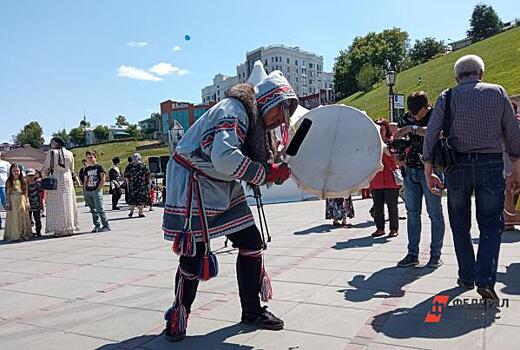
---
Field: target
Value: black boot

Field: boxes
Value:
[242,306,284,330]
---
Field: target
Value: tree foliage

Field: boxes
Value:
[69,127,86,146]
[116,115,129,126]
[467,4,502,42]
[409,37,444,65]
[333,28,409,99]
[126,124,141,139]
[15,121,44,148]
[356,64,379,92]
[93,125,109,141]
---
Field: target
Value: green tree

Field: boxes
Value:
[409,37,444,65]
[15,121,44,148]
[52,128,70,146]
[69,127,86,146]
[467,4,502,42]
[79,119,90,128]
[115,115,129,126]
[356,64,379,92]
[333,28,409,98]
[93,125,109,141]
[126,124,141,139]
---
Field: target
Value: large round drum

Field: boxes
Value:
[288,105,383,198]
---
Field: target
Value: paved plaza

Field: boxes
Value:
[1,196,520,349]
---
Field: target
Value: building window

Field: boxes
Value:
[295,60,298,66]
[286,58,290,64]
[309,79,313,84]
[302,68,307,74]
[272,57,274,62]
[317,64,321,71]
[275,57,278,62]
[296,68,298,73]
[302,60,306,67]
[296,77,299,82]
[309,63,314,68]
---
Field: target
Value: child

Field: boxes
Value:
[26,169,43,237]
[35,170,46,217]
[3,163,32,242]
[149,177,157,211]
[83,150,111,233]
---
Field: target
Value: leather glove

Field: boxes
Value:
[265,163,291,185]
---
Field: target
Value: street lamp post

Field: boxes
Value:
[385,70,396,122]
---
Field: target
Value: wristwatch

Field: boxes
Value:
[411,125,419,134]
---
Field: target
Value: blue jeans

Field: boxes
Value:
[404,167,445,257]
[446,153,505,288]
[0,187,6,227]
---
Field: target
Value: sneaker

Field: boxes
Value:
[426,256,444,268]
[371,229,385,237]
[100,225,111,232]
[477,286,500,303]
[457,279,475,290]
[241,306,284,331]
[91,226,101,233]
[397,254,419,267]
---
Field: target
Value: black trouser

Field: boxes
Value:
[175,225,264,314]
[30,210,42,235]
[111,187,122,209]
[371,189,399,231]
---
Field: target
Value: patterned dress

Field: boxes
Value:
[4,180,32,241]
[125,162,151,206]
[43,148,79,235]
[325,196,355,221]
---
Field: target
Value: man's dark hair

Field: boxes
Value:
[127,156,133,163]
[112,157,120,165]
[407,91,429,116]
[85,150,97,157]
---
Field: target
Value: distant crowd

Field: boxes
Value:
[0,136,160,242]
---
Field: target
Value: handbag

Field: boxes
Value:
[41,150,58,190]
[432,89,457,171]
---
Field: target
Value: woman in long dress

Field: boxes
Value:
[43,137,79,236]
[325,196,355,227]
[124,153,151,218]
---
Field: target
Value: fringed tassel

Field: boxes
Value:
[198,252,219,281]
[168,302,188,335]
[172,232,197,257]
[260,267,273,302]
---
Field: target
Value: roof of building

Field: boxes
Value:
[2,146,46,170]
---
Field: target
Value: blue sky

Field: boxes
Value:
[0,0,517,142]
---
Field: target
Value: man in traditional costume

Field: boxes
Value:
[162,71,298,341]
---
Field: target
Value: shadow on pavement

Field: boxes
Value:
[332,236,390,250]
[96,324,256,350]
[350,220,376,229]
[0,230,93,245]
[339,266,435,302]
[370,287,499,339]
[293,224,342,235]
[497,262,520,296]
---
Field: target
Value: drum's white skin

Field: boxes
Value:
[287,105,383,199]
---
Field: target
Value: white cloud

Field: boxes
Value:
[172,45,181,52]
[149,62,179,76]
[177,69,190,76]
[117,65,162,81]
[126,41,148,48]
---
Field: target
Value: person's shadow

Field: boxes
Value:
[497,262,520,296]
[472,230,520,244]
[293,224,341,235]
[332,236,390,250]
[371,287,499,339]
[338,266,435,302]
[95,324,256,350]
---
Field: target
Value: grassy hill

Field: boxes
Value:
[338,26,520,118]
[70,140,169,171]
